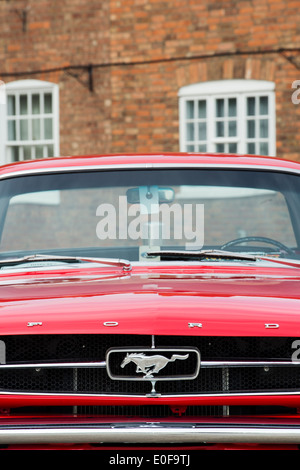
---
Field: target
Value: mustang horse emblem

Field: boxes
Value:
[120,352,189,378]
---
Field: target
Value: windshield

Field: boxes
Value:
[0,168,299,262]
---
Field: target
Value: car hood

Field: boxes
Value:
[0,261,300,336]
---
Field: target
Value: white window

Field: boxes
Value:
[0,79,59,165]
[179,79,276,156]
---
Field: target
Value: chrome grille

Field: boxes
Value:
[0,334,299,396]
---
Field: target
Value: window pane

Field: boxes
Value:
[228,98,237,117]
[47,144,54,157]
[20,95,28,115]
[186,122,194,141]
[216,121,224,137]
[198,144,207,152]
[247,120,255,138]
[186,101,194,119]
[229,143,237,153]
[198,100,206,118]
[7,120,16,140]
[247,142,256,154]
[44,93,52,114]
[259,119,268,138]
[8,146,19,162]
[216,99,224,117]
[20,120,29,140]
[247,97,255,116]
[186,144,194,152]
[32,119,41,140]
[35,145,44,158]
[259,96,268,115]
[198,122,206,141]
[216,143,225,152]
[23,146,32,160]
[44,118,53,139]
[260,142,269,155]
[228,120,237,137]
[32,94,40,114]
[7,96,15,116]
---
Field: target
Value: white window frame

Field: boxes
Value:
[0,79,59,165]
[178,79,276,156]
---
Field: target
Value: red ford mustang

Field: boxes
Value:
[0,152,300,450]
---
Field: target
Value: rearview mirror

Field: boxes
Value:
[126,186,175,204]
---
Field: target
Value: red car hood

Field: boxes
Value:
[0,261,300,337]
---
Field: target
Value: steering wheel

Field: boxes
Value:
[220,236,294,255]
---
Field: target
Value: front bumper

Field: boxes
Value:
[1,420,300,445]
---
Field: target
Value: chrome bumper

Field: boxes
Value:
[1,422,300,445]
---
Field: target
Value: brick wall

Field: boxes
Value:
[1,0,300,160]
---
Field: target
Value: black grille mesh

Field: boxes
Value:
[0,334,298,395]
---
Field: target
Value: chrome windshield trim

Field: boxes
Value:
[0,162,300,180]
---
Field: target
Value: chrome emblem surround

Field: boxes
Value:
[106,347,200,381]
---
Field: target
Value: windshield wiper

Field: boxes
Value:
[0,254,132,272]
[146,249,257,262]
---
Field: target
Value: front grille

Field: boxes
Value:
[0,334,299,396]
